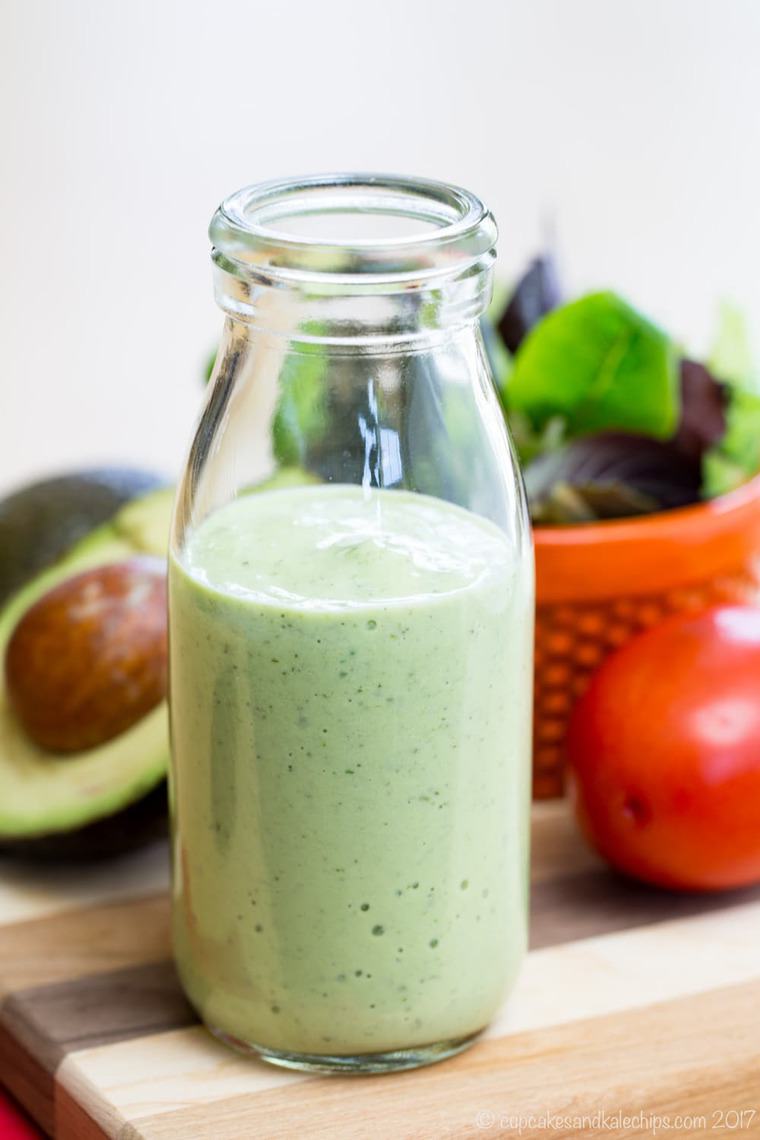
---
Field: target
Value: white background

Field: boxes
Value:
[1,0,759,493]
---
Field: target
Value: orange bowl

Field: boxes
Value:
[532,473,760,798]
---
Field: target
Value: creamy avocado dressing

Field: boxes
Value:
[169,485,531,1058]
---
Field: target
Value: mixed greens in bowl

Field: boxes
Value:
[487,256,760,523]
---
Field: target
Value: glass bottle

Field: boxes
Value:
[168,174,534,1073]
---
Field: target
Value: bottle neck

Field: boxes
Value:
[212,252,494,347]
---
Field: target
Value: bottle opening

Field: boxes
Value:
[262,206,442,244]
[210,174,497,283]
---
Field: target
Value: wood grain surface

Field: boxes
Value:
[1,802,759,1139]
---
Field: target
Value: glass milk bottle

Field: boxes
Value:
[168,174,534,1073]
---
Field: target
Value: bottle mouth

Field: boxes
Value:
[209,173,497,285]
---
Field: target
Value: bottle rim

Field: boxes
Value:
[209,173,497,285]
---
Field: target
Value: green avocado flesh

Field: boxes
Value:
[0,486,174,842]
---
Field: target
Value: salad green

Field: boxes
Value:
[703,388,760,497]
[508,292,678,441]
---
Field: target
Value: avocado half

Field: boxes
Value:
[0,470,175,859]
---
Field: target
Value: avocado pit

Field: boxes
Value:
[5,558,167,753]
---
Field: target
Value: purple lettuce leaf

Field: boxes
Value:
[674,359,728,461]
[524,432,702,524]
[497,255,562,355]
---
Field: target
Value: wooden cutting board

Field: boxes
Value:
[1,802,759,1140]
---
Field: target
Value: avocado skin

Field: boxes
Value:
[0,468,167,607]
[0,782,168,861]
[0,468,171,860]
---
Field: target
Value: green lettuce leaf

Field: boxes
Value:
[702,387,760,497]
[272,349,328,467]
[506,291,678,440]
[702,302,760,497]
[708,301,758,393]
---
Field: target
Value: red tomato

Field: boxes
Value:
[567,605,760,891]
